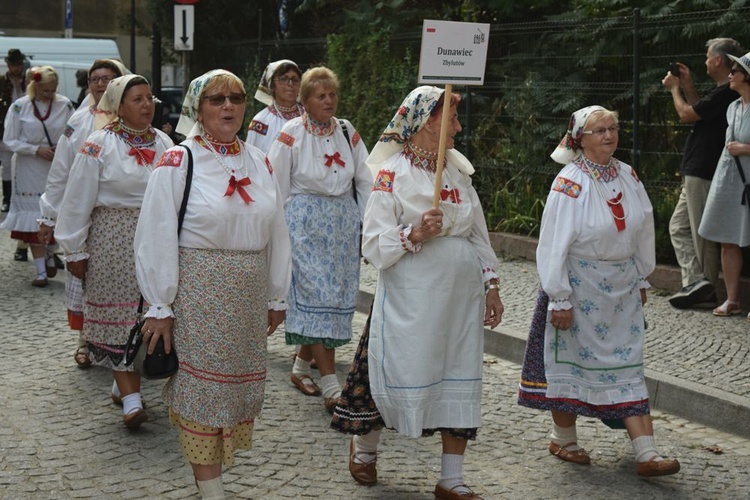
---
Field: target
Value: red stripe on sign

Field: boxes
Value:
[426,27,436,32]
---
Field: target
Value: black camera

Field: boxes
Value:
[669,63,680,77]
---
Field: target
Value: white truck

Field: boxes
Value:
[0,36,122,104]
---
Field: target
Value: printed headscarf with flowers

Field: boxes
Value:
[365,85,474,178]
[550,105,606,165]
[176,69,242,139]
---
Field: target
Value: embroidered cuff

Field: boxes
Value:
[638,278,651,290]
[547,297,572,311]
[64,251,90,262]
[400,224,422,253]
[144,304,174,319]
[268,298,287,311]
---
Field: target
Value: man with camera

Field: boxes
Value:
[662,38,742,309]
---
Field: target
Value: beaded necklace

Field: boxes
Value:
[32,99,52,122]
[404,140,444,173]
[199,134,253,204]
[272,101,304,120]
[303,114,335,137]
[111,120,156,166]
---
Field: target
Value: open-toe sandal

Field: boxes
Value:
[712,300,741,317]
[548,441,591,465]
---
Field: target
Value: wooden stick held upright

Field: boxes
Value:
[432,84,453,208]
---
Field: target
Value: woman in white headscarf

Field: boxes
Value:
[55,75,173,429]
[134,69,291,500]
[246,59,304,153]
[38,58,129,369]
[517,106,680,477]
[331,86,503,500]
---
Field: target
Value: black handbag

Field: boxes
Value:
[124,145,193,379]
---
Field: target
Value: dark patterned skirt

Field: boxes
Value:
[331,306,477,440]
[517,288,649,424]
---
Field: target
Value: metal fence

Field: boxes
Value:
[226,7,750,264]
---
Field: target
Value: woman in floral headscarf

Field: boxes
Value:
[246,59,304,153]
[517,106,680,477]
[134,69,291,500]
[331,86,503,500]
[55,75,173,429]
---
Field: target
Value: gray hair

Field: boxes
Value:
[706,38,743,68]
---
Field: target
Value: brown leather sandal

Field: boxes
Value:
[74,347,92,369]
[290,373,322,396]
[548,441,591,465]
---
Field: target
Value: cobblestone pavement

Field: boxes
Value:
[1,229,749,499]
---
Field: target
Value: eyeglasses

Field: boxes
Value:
[276,76,301,86]
[88,75,115,85]
[203,93,246,106]
[730,67,746,76]
[582,125,620,136]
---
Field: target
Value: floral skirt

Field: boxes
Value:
[518,287,650,420]
[284,193,360,341]
[82,207,141,370]
[164,247,268,429]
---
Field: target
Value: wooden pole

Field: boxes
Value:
[432,83,453,208]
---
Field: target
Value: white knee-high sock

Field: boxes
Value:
[632,435,662,462]
[292,356,311,377]
[320,374,341,399]
[353,429,382,464]
[438,453,469,493]
[550,423,581,451]
[121,392,143,415]
[196,476,225,500]
[34,257,46,278]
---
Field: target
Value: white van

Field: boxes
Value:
[0,36,122,104]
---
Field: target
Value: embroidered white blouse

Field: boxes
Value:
[39,104,97,224]
[245,104,303,153]
[265,116,372,220]
[362,149,499,282]
[536,159,655,311]
[134,138,292,318]
[55,126,174,259]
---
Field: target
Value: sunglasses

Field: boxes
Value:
[730,67,747,76]
[203,93,246,106]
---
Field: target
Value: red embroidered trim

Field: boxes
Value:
[156,148,185,168]
[552,177,581,198]
[248,119,269,136]
[79,141,102,158]
[373,169,394,193]
[277,131,295,147]
[351,131,361,147]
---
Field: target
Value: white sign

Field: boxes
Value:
[418,20,490,85]
[174,5,195,51]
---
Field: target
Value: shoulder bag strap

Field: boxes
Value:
[729,114,750,207]
[135,144,194,319]
[338,119,357,205]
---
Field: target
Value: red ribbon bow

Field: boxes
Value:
[128,147,155,166]
[440,188,461,204]
[225,175,253,204]
[607,192,625,232]
[324,152,345,168]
